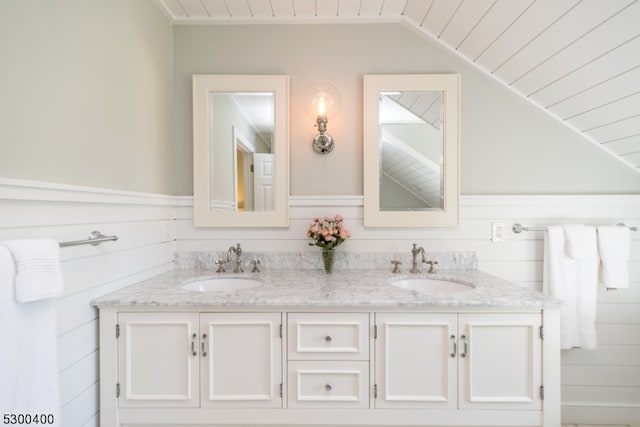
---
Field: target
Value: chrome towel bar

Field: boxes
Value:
[59,231,118,247]
[512,223,638,234]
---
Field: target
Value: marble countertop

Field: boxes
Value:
[92,268,562,309]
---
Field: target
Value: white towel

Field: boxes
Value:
[562,224,589,260]
[2,239,63,302]
[597,226,631,289]
[0,246,62,425]
[543,226,599,350]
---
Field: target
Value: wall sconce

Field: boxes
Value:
[307,82,341,154]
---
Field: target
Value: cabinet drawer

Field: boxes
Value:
[288,361,369,408]
[288,313,369,360]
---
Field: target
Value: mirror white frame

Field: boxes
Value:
[363,74,460,227]
[193,75,289,227]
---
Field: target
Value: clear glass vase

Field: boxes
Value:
[321,249,335,274]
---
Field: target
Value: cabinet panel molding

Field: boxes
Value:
[200,313,283,408]
[375,313,457,409]
[117,312,200,408]
[458,313,542,410]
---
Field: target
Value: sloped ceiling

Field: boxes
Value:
[155,0,640,176]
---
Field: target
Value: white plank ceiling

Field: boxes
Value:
[155,0,640,175]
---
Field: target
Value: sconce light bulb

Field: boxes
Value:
[306,82,341,119]
[317,97,326,116]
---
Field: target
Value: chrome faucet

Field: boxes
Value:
[227,243,243,273]
[410,243,427,274]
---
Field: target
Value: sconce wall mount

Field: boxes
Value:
[313,114,334,154]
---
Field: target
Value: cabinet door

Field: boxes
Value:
[200,313,282,408]
[458,313,542,410]
[375,313,457,409]
[117,312,200,408]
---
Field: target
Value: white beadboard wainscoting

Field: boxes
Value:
[0,178,176,427]
[178,194,640,426]
[1,177,638,426]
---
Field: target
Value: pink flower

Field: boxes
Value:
[306,214,351,250]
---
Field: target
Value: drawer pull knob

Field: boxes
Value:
[325,383,332,391]
[325,335,332,343]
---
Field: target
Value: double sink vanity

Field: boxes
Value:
[93,68,565,426]
[94,251,561,427]
[92,73,562,426]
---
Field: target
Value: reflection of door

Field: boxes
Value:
[252,153,274,211]
[233,127,255,212]
[236,149,246,211]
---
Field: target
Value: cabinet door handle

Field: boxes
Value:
[325,383,332,392]
[190,333,197,356]
[460,335,468,358]
[201,333,208,357]
[449,334,457,357]
[325,335,332,343]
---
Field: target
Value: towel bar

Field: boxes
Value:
[59,231,118,247]
[512,223,637,234]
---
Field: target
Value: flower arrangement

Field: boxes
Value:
[306,214,351,250]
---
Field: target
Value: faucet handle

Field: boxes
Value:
[390,260,402,274]
[426,260,439,274]
[215,258,227,273]
[251,259,261,273]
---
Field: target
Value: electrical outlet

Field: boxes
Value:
[492,222,506,243]
[161,220,174,243]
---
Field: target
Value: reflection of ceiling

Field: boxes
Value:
[156,0,640,176]
[380,93,442,208]
[381,128,442,209]
[382,92,443,129]
[230,93,274,134]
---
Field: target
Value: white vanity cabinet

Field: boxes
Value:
[99,307,559,426]
[115,312,282,410]
[375,313,542,411]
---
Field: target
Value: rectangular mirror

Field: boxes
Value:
[363,74,460,227]
[193,75,289,227]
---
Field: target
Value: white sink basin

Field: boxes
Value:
[182,277,261,292]
[391,277,473,293]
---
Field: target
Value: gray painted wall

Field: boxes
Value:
[0,0,174,194]
[173,24,640,196]
[1,4,639,196]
